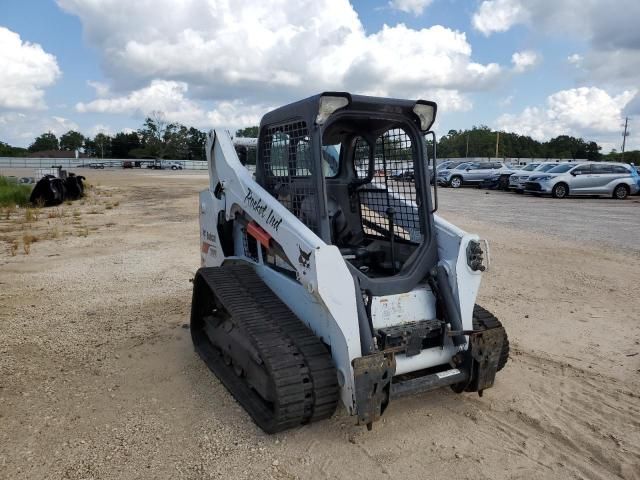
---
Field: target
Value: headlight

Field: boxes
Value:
[537,176,552,182]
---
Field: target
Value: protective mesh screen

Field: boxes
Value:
[357,128,422,243]
[241,227,259,261]
[354,137,370,179]
[261,121,318,233]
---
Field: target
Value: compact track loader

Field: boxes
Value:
[191,92,509,433]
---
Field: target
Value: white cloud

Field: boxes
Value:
[59,0,502,122]
[624,93,640,117]
[511,50,540,72]
[471,1,640,87]
[499,95,514,107]
[389,0,433,15]
[472,0,529,36]
[88,124,114,137]
[76,79,269,132]
[567,53,583,66]
[87,80,110,98]
[76,80,207,125]
[0,27,61,110]
[496,87,637,150]
[428,89,472,112]
[0,113,79,147]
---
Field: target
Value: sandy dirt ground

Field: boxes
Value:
[1,169,639,480]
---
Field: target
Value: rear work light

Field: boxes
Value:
[316,95,350,125]
[413,102,436,131]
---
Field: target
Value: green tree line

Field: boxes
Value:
[0,112,208,160]
[2,121,638,163]
[438,126,607,160]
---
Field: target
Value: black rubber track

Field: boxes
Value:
[472,304,510,371]
[191,263,339,433]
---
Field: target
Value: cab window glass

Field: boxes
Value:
[321,144,340,177]
[269,132,289,176]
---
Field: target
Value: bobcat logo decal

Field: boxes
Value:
[298,245,312,269]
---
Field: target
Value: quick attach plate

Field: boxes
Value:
[352,353,396,428]
[469,327,504,391]
[378,319,442,356]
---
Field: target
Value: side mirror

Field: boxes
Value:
[465,168,471,171]
[570,171,577,176]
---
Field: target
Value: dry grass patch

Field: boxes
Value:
[24,207,39,222]
[8,239,18,256]
[47,208,65,219]
[22,233,38,254]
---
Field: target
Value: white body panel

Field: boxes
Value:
[370,287,437,329]
[199,129,485,414]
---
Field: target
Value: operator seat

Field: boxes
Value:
[299,195,351,246]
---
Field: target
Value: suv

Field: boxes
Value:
[524,162,639,199]
[437,161,510,188]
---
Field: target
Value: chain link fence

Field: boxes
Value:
[0,157,208,170]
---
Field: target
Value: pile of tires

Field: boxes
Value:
[29,173,86,206]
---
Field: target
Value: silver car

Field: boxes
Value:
[437,161,509,188]
[524,162,640,199]
[508,162,560,192]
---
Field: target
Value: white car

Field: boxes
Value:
[509,162,563,192]
[524,162,640,199]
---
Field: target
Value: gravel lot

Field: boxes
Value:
[1,169,639,480]
[436,186,640,253]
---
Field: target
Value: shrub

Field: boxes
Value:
[0,176,31,207]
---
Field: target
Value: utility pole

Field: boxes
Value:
[621,117,629,162]
[465,132,469,158]
[495,131,500,158]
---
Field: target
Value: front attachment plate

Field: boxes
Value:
[352,353,396,426]
[469,327,504,391]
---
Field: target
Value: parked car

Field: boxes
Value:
[435,160,456,172]
[433,160,468,185]
[480,164,521,190]
[391,169,414,181]
[437,161,510,188]
[509,162,564,193]
[89,162,105,169]
[144,160,184,170]
[524,162,639,199]
[167,162,184,170]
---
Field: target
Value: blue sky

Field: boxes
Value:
[0,0,638,152]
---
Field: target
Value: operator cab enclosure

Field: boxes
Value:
[255,92,438,296]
